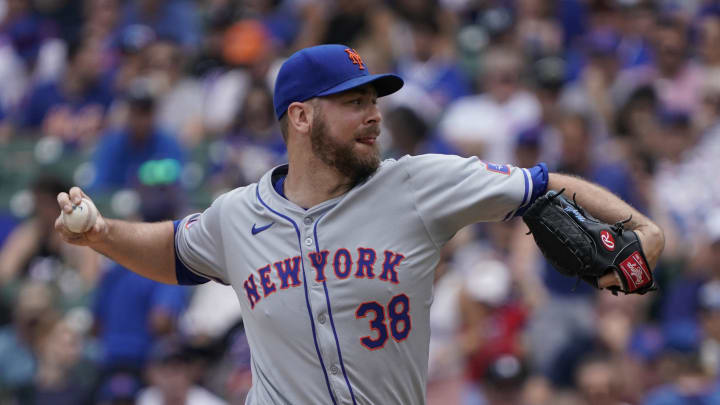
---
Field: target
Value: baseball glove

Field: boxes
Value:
[522,189,656,295]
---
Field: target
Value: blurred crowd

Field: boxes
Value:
[0,0,720,404]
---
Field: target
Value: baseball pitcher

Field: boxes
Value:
[56,45,664,404]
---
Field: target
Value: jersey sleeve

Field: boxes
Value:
[173,193,231,285]
[401,154,548,246]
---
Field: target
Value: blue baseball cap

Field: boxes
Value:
[273,44,404,119]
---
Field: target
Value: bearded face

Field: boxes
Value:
[309,109,381,186]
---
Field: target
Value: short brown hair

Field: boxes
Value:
[279,99,319,143]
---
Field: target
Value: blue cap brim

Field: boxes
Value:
[316,73,404,98]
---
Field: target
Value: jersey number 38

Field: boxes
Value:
[355,294,411,350]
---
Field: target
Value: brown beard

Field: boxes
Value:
[309,111,381,187]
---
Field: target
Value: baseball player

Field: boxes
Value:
[56,45,665,404]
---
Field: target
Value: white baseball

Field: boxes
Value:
[62,198,98,233]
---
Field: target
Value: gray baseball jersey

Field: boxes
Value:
[173,153,548,404]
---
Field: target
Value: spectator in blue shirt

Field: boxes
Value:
[18,39,114,144]
[91,79,185,191]
[92,261,188,372]
[212,82,287,188]
[119,0,200,51]
[0,0,57,69]
[92,188,188,374]
[643,352,720,405]
[396,15,471,108]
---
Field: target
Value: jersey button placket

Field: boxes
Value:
[301,214,345,398]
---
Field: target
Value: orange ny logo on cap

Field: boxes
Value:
[344,48,365,70]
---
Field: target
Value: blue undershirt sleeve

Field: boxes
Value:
[514,162,549,217]
[173,219,211,285]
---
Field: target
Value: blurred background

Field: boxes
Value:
[0,0,719,404]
